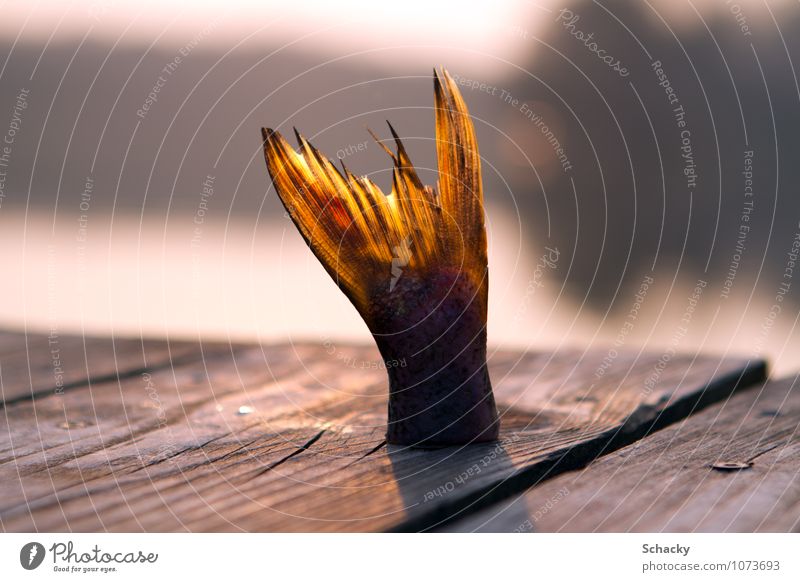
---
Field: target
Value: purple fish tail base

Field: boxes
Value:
[369,268,499,447]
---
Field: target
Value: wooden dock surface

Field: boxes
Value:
[1,330,790,532]
[442,376,800,532]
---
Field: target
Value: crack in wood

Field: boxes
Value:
[745,441,790,464]
[344,439,387,468]
[253,429,327,478]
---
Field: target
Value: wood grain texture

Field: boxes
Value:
[0,330,234,406]
[444,376,800,533]
[0,331,766,532]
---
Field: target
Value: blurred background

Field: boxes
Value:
[0,0,798,372]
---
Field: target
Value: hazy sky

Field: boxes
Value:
[0,0,561,79]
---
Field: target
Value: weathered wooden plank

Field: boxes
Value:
[0,341,383,532]
[0,334,766,532]
[0,331,232,406]
[443,376,800,533]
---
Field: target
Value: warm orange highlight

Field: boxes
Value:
[261,69,487,321]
